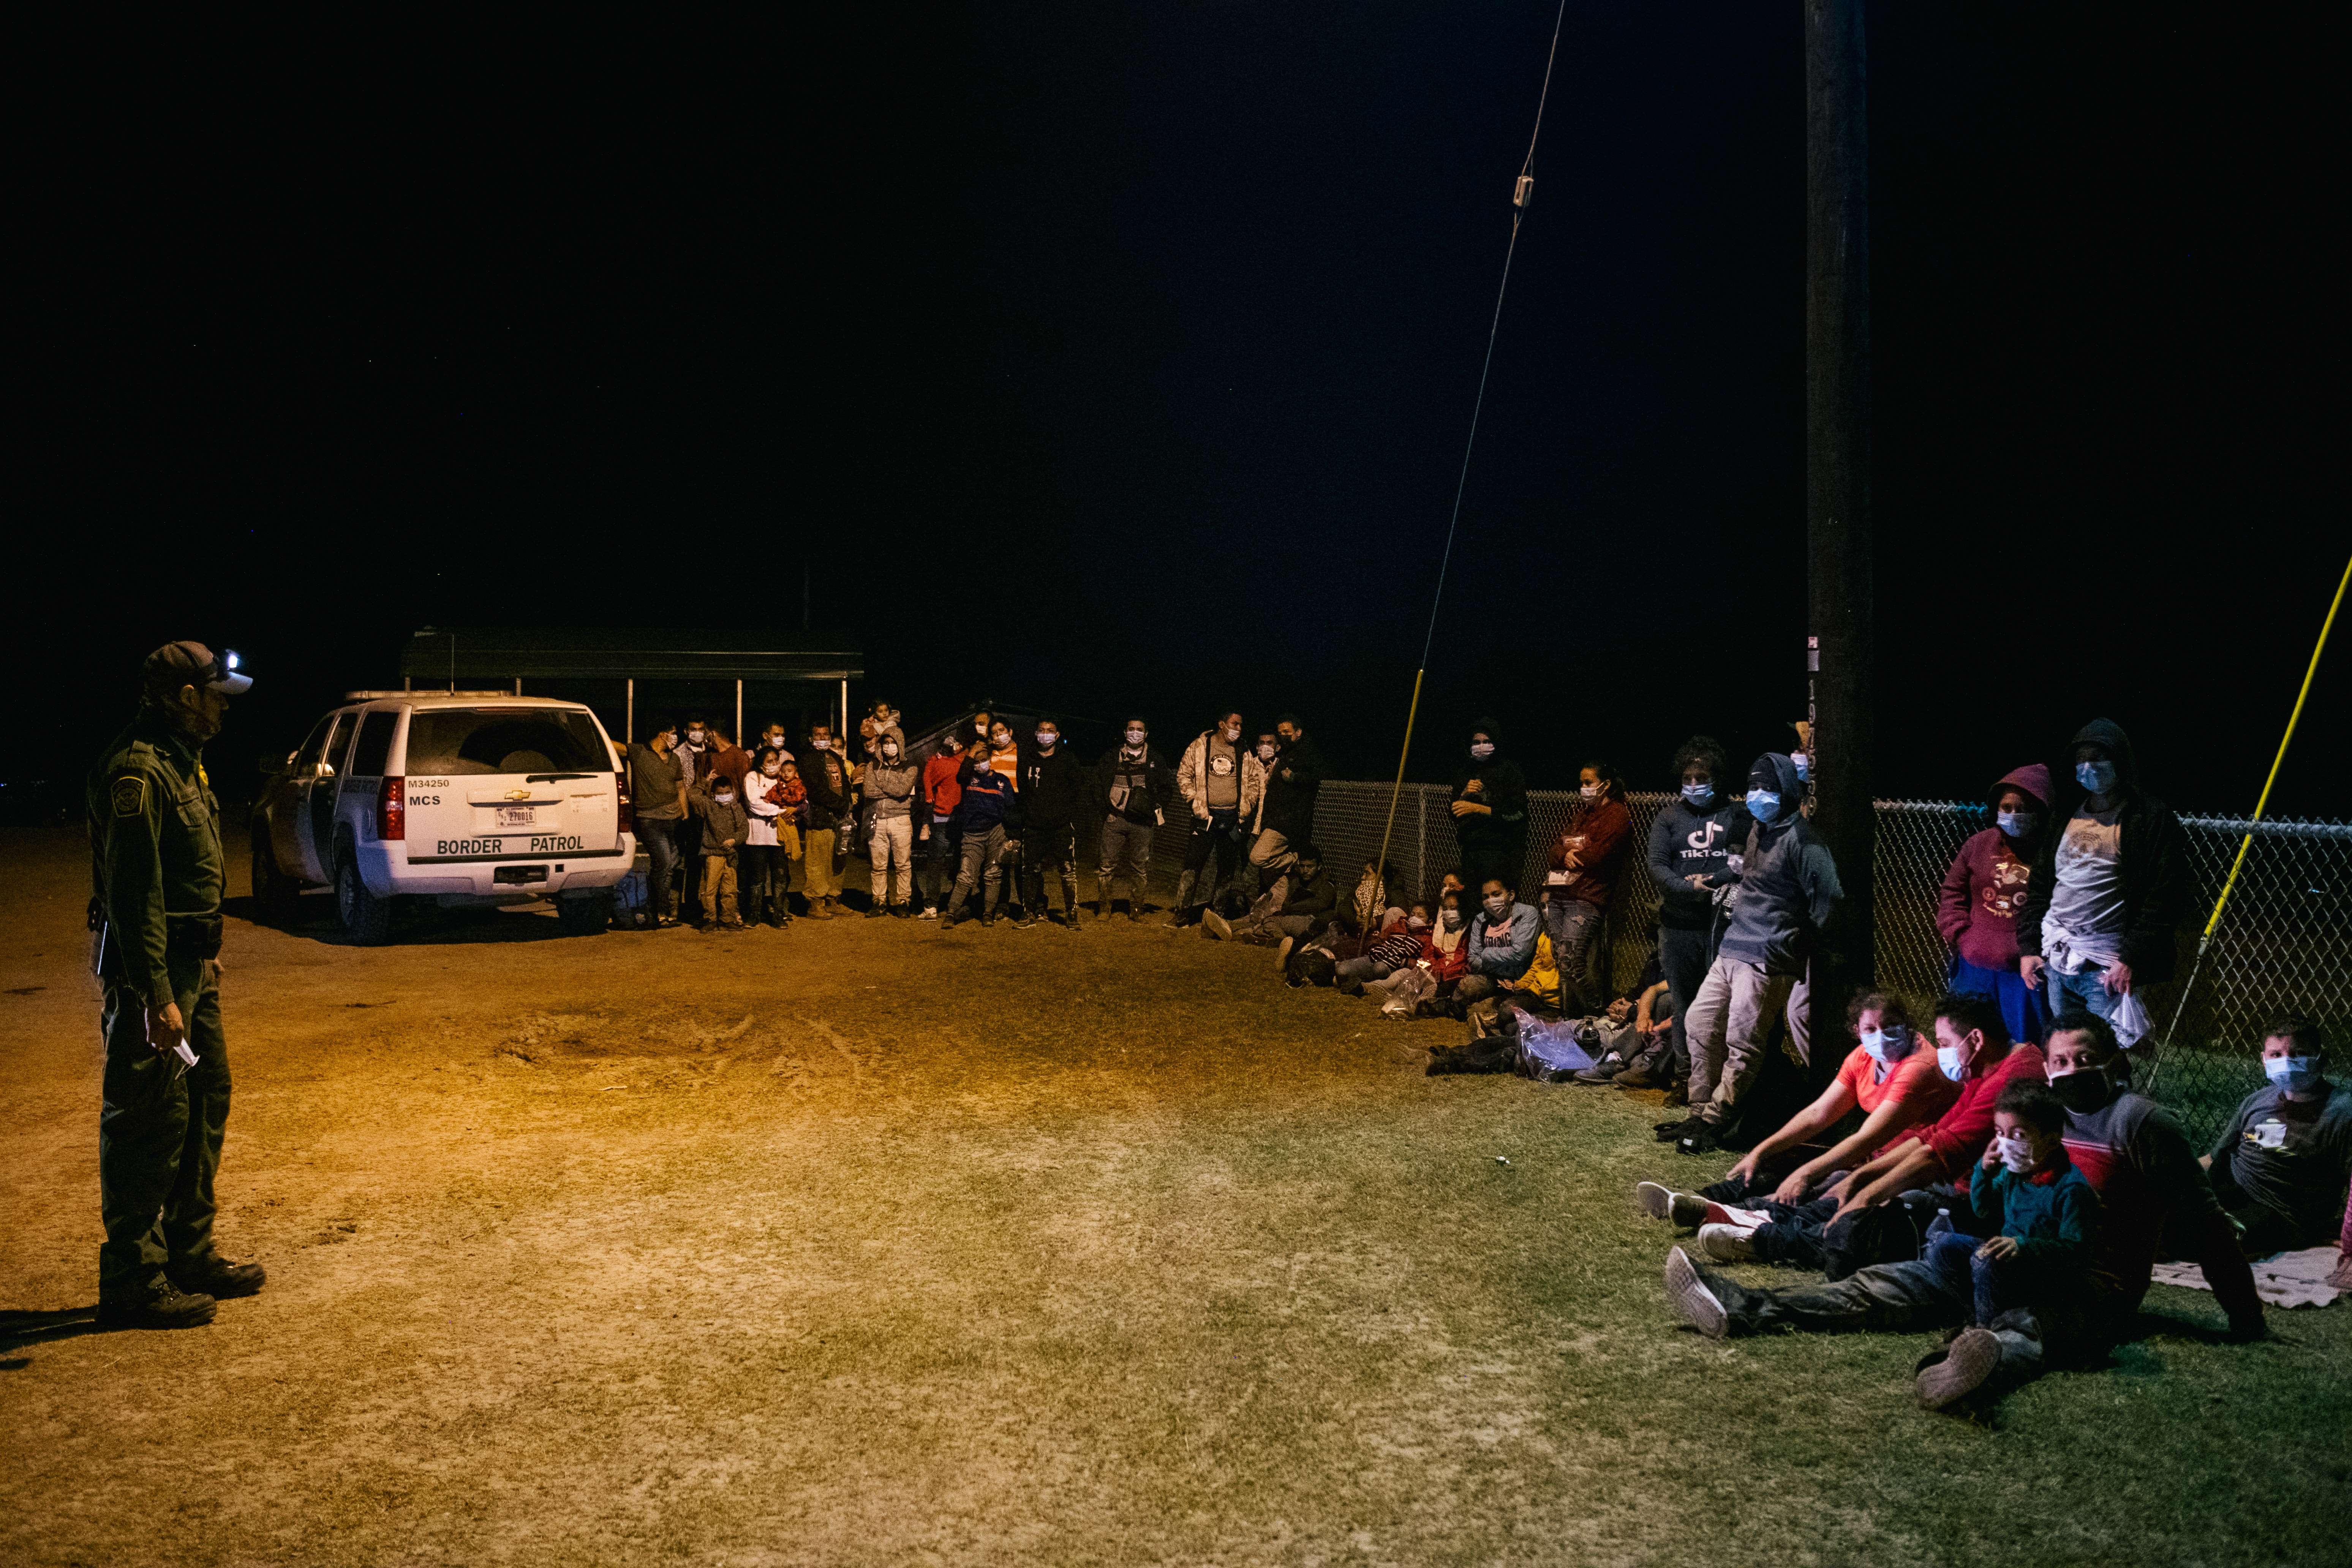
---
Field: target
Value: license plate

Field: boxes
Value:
[496,806,537,829]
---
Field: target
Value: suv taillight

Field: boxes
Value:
[379,776,405,841]
[616,786,635,836]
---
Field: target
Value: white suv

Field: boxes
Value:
[251,693,636,943]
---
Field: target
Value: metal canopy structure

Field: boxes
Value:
[400,628,865,743]
[401,627,861,685]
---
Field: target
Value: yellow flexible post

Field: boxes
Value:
[2200,553,2350,942]
[2151,553,2349,1084]
[1374,667,1427,891]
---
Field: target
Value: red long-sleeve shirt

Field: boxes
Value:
[921,751,964,820]
[1548,798,1632,907]
[1879,1040,2048,1182]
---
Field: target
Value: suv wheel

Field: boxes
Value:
[250,823,301,919]
[556,891,612,936]
[336,859,393,945]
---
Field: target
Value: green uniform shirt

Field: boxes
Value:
[88,713,224,1010]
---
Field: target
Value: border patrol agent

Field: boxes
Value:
[88,641,266,1329]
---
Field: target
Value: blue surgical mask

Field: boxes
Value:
[2076,759,2117,795]
[1935,1043,1967,1082]
[2265,1054,2321,1090]
[1790,752,1810,782]
[1996,809,2038,839]
[1861,1026,1911,1070]
[1682,783,1715,806]
[1747,789,1781,819]
[1470,742,1496,761]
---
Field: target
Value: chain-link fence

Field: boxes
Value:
[1285,781,2347,1147]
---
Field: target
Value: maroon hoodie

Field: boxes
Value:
[1936,763,2052,972]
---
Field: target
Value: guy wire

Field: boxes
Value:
[1377,0,1571,886]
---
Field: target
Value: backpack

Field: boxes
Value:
[1286,948,1337,988]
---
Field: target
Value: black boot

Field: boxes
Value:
[98,1282,218,1330]
[169,1254,266,1299]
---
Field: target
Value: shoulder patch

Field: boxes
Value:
[112,775,149,817]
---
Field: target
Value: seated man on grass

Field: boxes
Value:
[1662,992,2046,1275]
[1636,990,1954,1225]
[2037,1012,2264,1345]
[1662,1077,2105,1413]
[2204,1015,2352,1257]
[1203,842,1337,947]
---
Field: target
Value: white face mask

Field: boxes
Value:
[1037,732,1057,749]
[811,738,831,751]
[977,720,991,735]
[686,729,706,744]
[1993,1132,2039,1173]
[761,763,781,777]
[713,792,735,806]
[1579,782,1601,800]
[1256,744,1276,761]
[1125,729,1146,746]
[1470,742,1495,760]
[1222,725,1242,743]
[993,733,1012,749]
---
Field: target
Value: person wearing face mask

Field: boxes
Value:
[1624,737,1748,1093]
[945,739,1018,927]
[1663,1076,2102,1414]
[1543,760,1633,1020]
[1936,763,2054,1045]
[1015,720,1087,929]
[2203,1016,2352,1258]
[672,717,713,919]
[1668,752,1842,1153]
[1172,710,1266,925]
[917,732,967,920]
[859,732,920,918]
[798,724,852,918]
[686,768,749,930]
[1449,876,1543,1020]
[1683,994,2046,1278]
[754,721,796,769]
[739,747,797,929]
[2015,719,2188,1047]
[1448,719,1528,894]
[1364,890,1474,1013]
[1247,714,1326,888]
[1637,993,1957,1240]
[1094,717,1169,920]
[1204,845,1336,945]
[858,701,906,762]
[627,721,691,928]
[1334,903,1431,995]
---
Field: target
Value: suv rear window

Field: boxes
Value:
[403,709,614,778]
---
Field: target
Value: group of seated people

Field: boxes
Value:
[1628,998,2349,1412]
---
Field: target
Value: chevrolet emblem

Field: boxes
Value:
[506,789,531,800]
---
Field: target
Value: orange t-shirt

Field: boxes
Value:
[1834,1043,1960,1157]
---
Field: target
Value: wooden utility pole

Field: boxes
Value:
[1806,0,1876,1036]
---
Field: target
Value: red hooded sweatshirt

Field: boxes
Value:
[1936,763,2052,973]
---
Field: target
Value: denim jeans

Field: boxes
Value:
[953,825,1011,917]
[920,816,957,909]
[1650,923,1714,1076]
[2044,962,2123,1028]
[1098,814,1155,907]
[637,817,680,917]
[1717,1255,1968,1336]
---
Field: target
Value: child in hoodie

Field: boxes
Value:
[1938,763,2054,1043]
[688,773,749,929]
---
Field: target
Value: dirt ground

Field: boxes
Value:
[3,825,2346,1568]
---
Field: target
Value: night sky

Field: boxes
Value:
[16,4,2346,819]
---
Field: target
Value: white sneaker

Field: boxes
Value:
[1697,1222,1758,1262]
[1275,936,1295,970]
[918,907,937,921]
[1636,1181,1712,1228]
[1665,1247,1728,1340]
[1201,910,1233,940]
